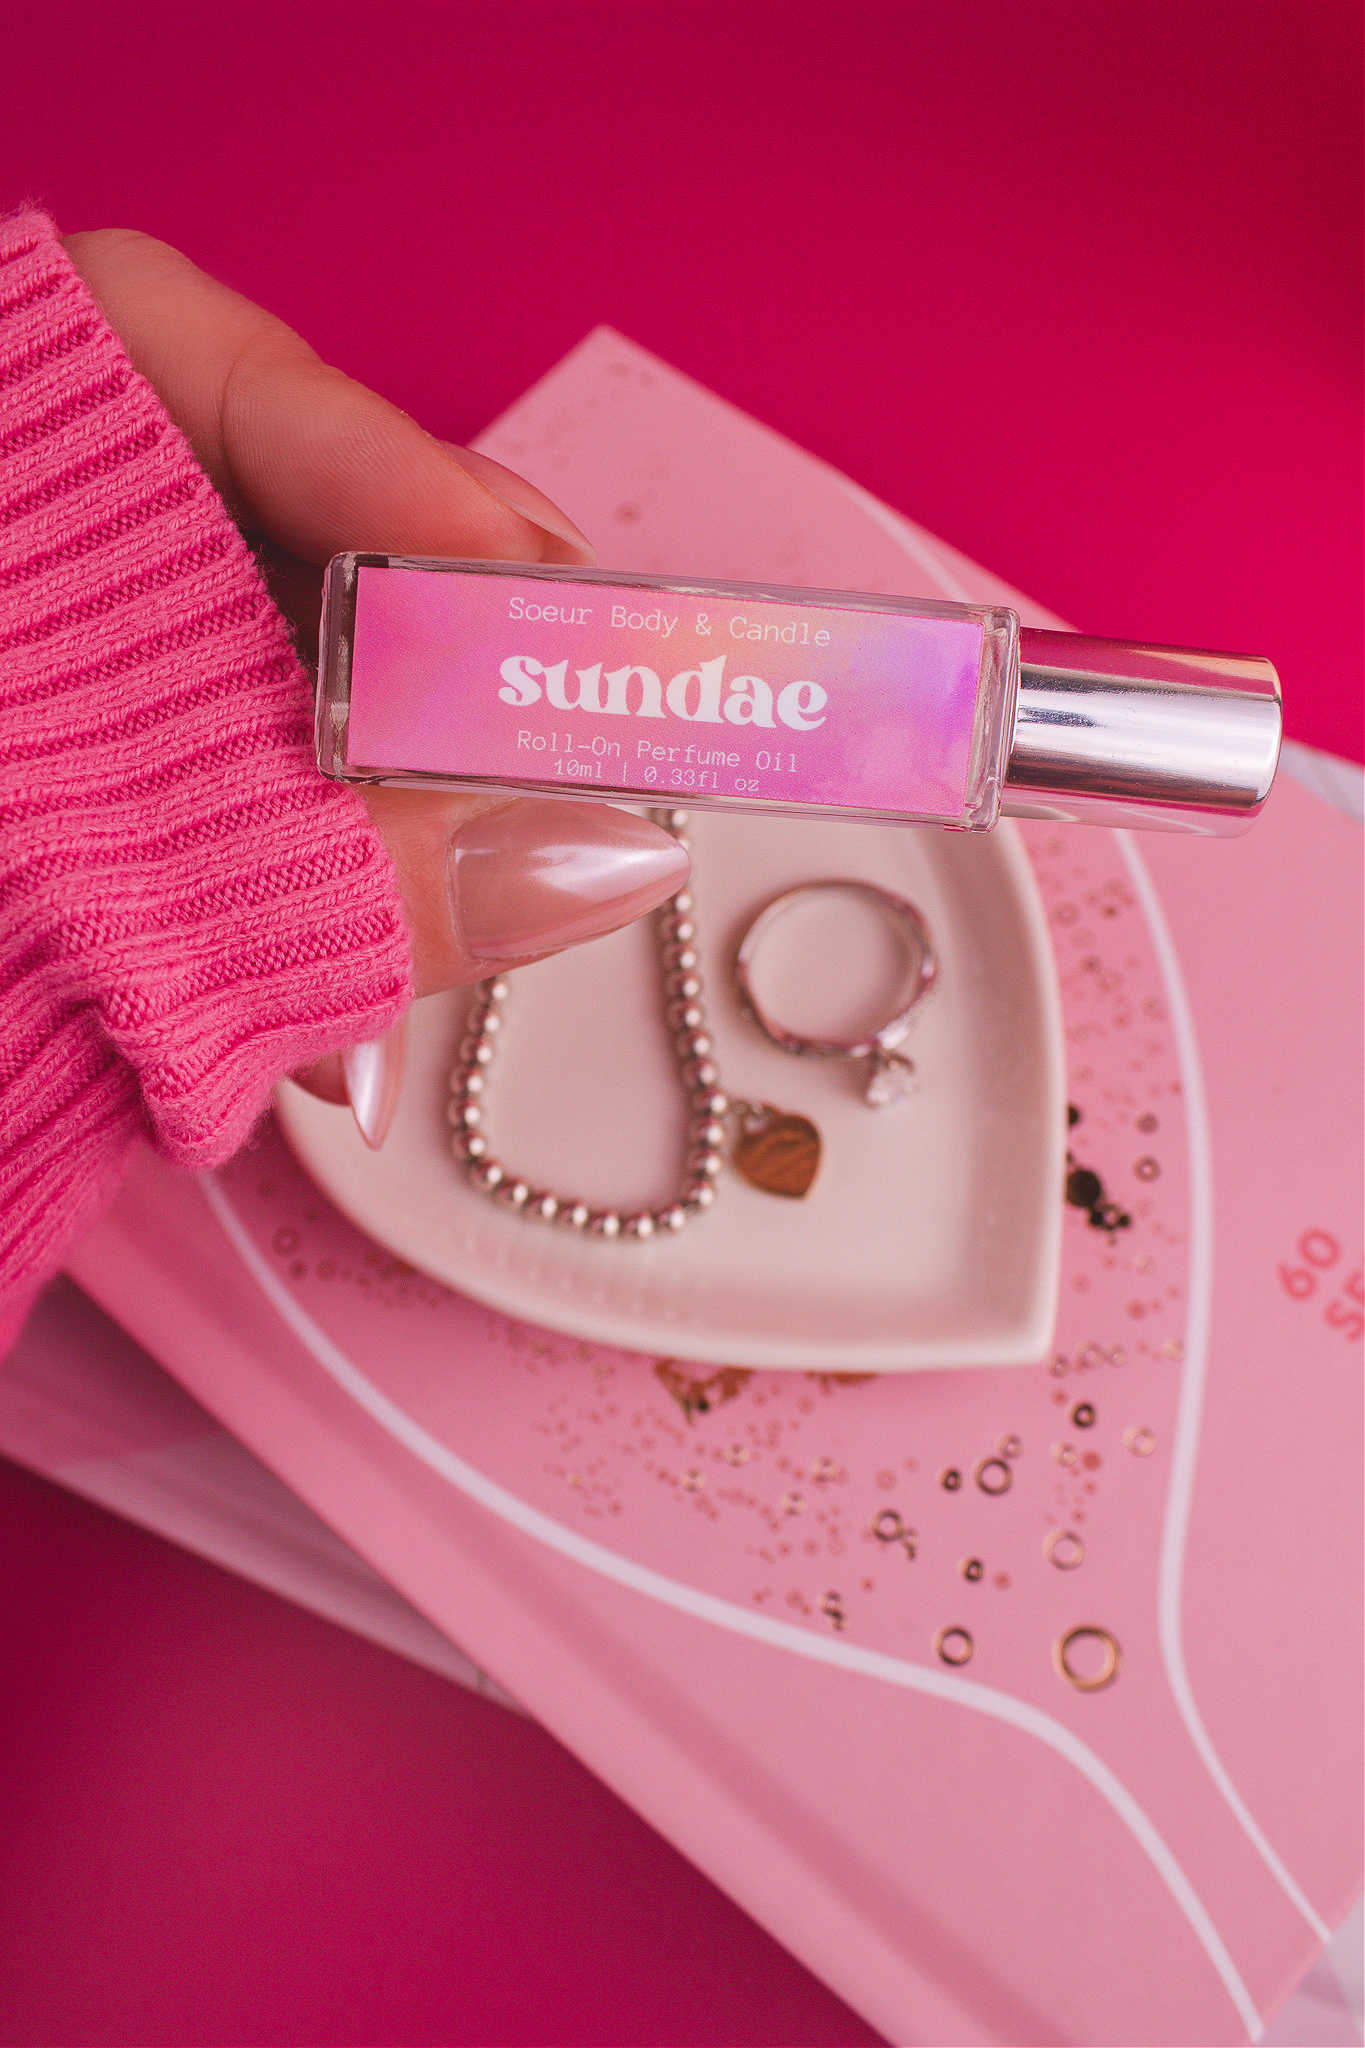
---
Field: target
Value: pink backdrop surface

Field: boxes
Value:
[1,4,1360,2043]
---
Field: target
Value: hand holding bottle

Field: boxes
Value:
[63,230,690,1140]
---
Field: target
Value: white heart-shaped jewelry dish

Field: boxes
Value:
[276,808,1064,1371]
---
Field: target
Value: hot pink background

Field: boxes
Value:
[2,4,1360,2043]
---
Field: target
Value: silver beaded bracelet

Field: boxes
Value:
[447,809,735,1240]
[447,810,935,1240]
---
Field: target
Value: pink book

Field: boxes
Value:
[6,333,1359,2046]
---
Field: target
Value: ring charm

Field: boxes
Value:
[734,881,937,1108]
[1054,1624,1122,1692]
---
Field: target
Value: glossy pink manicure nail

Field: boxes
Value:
[443,443,597,562]
[448,801,689,966]
[341,1016,407,1149]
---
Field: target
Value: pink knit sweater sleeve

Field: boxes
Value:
[0,209,413,1336]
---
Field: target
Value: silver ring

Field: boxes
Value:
[734,880,936,1108]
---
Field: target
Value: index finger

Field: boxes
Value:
[63,229,592,569]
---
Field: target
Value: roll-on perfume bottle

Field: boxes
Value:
[316,555,1281,835]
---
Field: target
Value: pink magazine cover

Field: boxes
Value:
[23,332,1361,2046]
[1,1264,1359,2048]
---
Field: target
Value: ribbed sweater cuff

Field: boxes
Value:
[0,208,412,1305]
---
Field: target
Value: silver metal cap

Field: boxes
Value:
[1004,630,1282,835]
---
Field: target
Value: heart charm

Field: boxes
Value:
[731,1106,822,1199]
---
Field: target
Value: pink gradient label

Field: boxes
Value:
[347,567,986,819]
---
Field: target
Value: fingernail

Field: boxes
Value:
[341,1016,407,1149]
[444,443,597,563]
[448,802,689,966]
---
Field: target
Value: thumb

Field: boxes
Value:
[295,795,691,1136]
[366,789,689,999]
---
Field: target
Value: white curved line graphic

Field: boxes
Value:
[842,469,1333,1945]
[1117,834,1332,1943]
[201,1171,1259,2038]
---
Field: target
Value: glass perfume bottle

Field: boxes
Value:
[316,554,1282,834]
